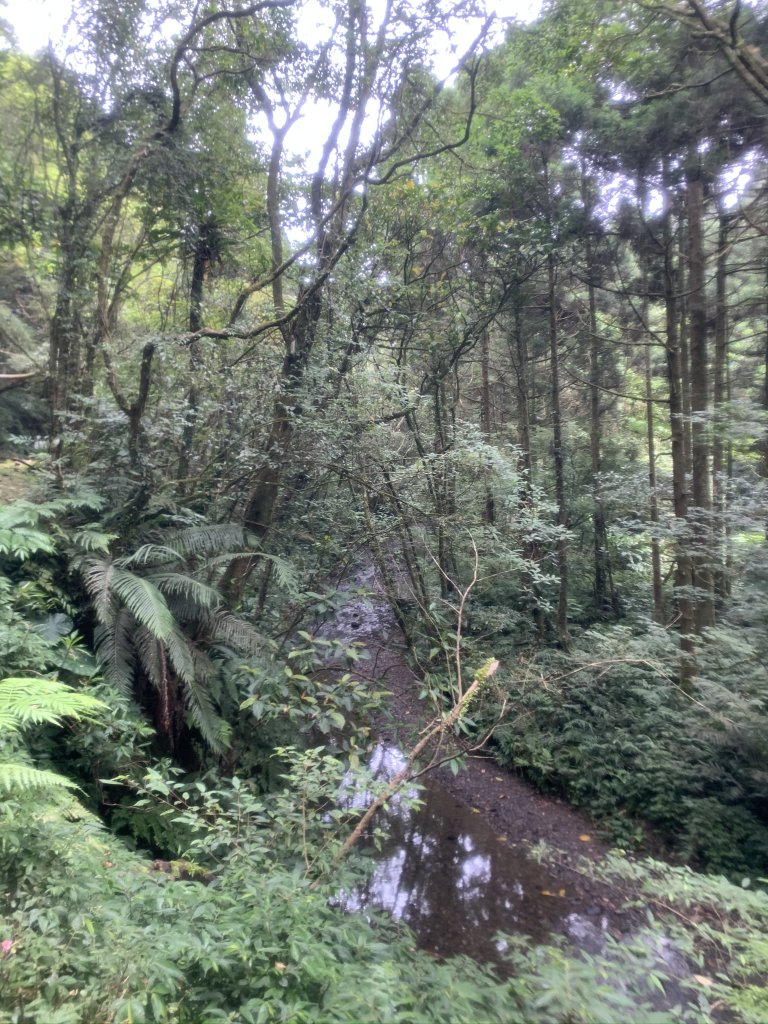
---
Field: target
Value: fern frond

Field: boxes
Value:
[0,526,56,559]
[0,500,45,528]
[258,553,299,595]
[120,544,180,568]
[164,625,196,685]
[72,527,117,553]
[200,551,297,594]
[181,669,230,754]
[206,611,265,655]
[134,627,166,689]
[166,524,257,557]
[0,678,106,732]
[149,573,222,611]
[108,569,175,641]
[94,610,136,695]
[83,558,118,625]
[0,761,79,792]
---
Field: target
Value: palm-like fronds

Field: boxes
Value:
[149,573,222,610]
[204,611,264,656]
[94,609,136,696]
[85,561,175,640]
[81,522,275,753]
[165,524,255,557]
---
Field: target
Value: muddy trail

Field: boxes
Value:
[317,560,692,1004]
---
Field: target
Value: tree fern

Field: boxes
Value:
[79,521,280,752]
[121,544,183,567]
[83,557,118,625]
[182,653,230,753]
[205,611,264,656]
[150,573,222,609]
[165,524,256,557]
[94,610,136,696]
[85,560,175,640]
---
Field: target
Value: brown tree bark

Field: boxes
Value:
[662,185,695,685]
[547,248,570,650]
[686,165,715,629]
[177,219,219,491]
[479,318,495,525]
[581,170,620,619]
[712,210,731,600]
[644,334,665,624]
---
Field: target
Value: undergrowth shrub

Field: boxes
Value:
[1,753,715,1024]
[487,622,768,876]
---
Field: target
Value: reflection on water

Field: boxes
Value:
[341,744,608,968]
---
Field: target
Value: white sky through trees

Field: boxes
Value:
[4,0,543,58]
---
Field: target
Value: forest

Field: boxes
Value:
[1,0,768,1020]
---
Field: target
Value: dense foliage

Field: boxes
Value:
[2,0,768,1019]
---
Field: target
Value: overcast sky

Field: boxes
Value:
[4,0,543,58]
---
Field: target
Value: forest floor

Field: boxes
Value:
[0,458,34,503]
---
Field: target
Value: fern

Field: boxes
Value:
[0,525,56,559]
[85,560,175,640]
[83,557,117,624]
[0,677,106,733]
[0,761,80,793]
[94,610,136,695]
[182,655,230,754]
[164,624,197,685]
[71,527,116,553]
[166,524,256,557]
[80,521,276,752]
[0,677,106,795]
[206,610,264,655]
[120,543,181,567]
[150,573,222,609]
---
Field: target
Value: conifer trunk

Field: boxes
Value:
[663,189,695,684]
[686,167,714,629]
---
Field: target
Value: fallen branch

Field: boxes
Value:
[334,657,499,863]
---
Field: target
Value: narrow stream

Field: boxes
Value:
[319,561,691,1005]
[340,744,610,971]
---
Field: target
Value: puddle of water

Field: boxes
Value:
[339,744,609,970]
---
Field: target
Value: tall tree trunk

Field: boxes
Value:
[177,220,217,492]
[510,305,545,638]
[678,222,694,478]
[686,166,714,629]
[512,305,532,484]
[433,377,459,595]
[712,211,730,601]
[582,170,619,619]
[645,329,665,624]
[663,188,695,685]
[762,249,768,517]
[548,249,570,649]
[480,318,495,525]
[48,214,86,458]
